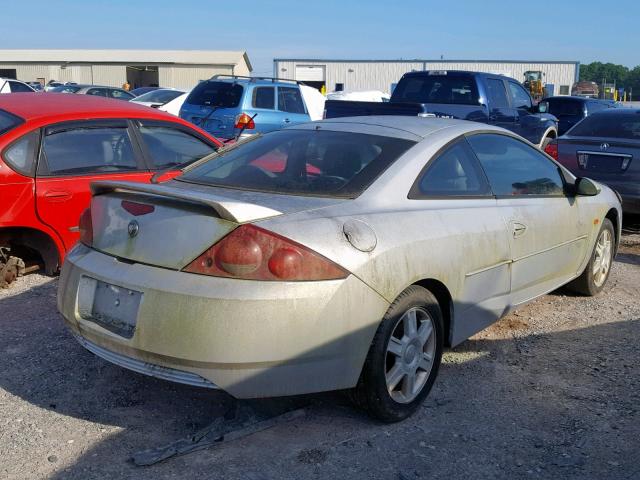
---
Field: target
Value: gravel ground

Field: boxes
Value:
[1,235,639,480]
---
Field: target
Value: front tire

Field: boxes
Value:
[350,286,444,423]
[567,218,615,296]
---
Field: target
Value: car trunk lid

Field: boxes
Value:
[88,180,345,270]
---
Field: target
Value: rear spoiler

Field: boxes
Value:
[90,181,282,224]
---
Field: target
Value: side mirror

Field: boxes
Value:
[575,177,600,196]
[537,101,549,114]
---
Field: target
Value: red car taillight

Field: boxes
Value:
[78,208,93,247]
[544,140,558,160]
[234,113,255,130]
[183,225,348,281]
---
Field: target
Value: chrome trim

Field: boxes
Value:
[465,259,512,277]
[577,150,632,158]
[73,334,219,390]
[513,235,588,263]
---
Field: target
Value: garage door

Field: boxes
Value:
[295,65,325,82]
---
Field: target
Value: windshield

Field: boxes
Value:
[50,85,82,93]
[568,113,640,139]
[134,89,184,104]
[392,74,480,105]
[547,98,584,116]
[179,129,416,198]
[0,109,24,136]
[185,81,244,108]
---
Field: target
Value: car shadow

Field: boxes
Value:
[1,277,639,479]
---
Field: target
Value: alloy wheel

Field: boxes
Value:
[593,229,613,287]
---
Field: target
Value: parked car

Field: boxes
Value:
[58,116,620,422]
[130,88,185,108]
[0,93,221,286]
[546,109,640,214]
[326,90,391,102]
[159,91,189,116]
[130,86,160,97]
[0,78,36,94]
[26,82,44,92]
[541,96,615,136]
[180,75,310,140]
[48,84,135,101]
[324,70,559,148]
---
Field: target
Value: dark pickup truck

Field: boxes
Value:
[325,70,559,148]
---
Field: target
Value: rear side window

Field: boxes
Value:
[2,130,39,176]
[392,74,480,105]
[485,79,510,109]
[138,124,215,169]
[0,109,23,135]
[180,129,415,198]
[467,134,564,196]
[9,81,33,93]
[278,87,306,114]
[547,98,584,116]
[252,87,275,109]
[411,139,490,197]
[186,81,243,108]
[40,124,138,175]
[568,113,640,139]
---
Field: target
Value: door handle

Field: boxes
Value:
[283,118,291,124]
[43,190,72,202]
[512,222,527,238]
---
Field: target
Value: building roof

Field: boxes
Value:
[0,49,252,70]
[274,58,579,65]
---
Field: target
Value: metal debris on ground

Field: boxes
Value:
[131,406,307,466]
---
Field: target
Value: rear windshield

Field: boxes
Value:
[568,113,640,139]
[50,85,82,93]
[179,129,416,198]
[392,74,480,105]
[134,89,184,104]
[0,109,23,136]
[546,98,584,116]
[185,81,243,108]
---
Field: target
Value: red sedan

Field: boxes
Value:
[0,93,221,286]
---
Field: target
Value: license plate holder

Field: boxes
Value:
[78,277,143,339]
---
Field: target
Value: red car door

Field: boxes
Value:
[35,119,152,251]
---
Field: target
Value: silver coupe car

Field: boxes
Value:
[57,116,621,422]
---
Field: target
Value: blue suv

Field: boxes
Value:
[180,76,310,141]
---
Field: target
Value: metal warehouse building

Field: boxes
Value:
[0,50,252,90]
[274,59,579,96]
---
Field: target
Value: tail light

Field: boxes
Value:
[234,113,255,130]
[544,140,558,160]
[78,208,93,247]
[183,224,348,281]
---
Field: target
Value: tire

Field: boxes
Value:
[349,285,444,423]
[567,218,615,296]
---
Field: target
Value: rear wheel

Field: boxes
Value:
[350,286,443,423]
[567,218,615,296]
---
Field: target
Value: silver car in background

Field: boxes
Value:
[57,117,621,422]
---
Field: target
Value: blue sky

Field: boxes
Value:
[4,0,640,75]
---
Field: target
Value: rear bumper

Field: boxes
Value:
[58,244,389,398]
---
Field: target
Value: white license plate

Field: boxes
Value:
[78,277,143,339]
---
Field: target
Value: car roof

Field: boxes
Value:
[404,70,516,81]
[294,115,503,139]
[0,93,182,122]
[589,108,640,116]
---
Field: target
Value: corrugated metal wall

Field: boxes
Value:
[159,65,234,90]
[275,61,424,92]
[274,60,578,95]
[0,62,243,89]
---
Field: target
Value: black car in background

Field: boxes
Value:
[547,109,640,214]
[542,96,616,136]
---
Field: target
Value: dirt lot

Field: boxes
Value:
[1,234,639,480]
